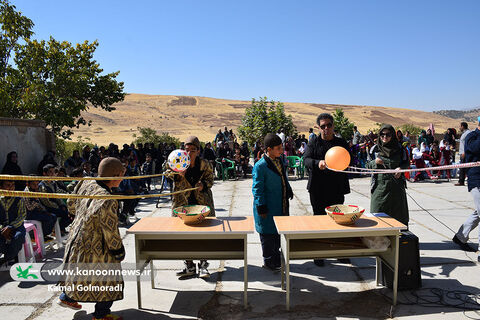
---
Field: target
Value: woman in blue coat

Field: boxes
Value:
[252,133,293,271]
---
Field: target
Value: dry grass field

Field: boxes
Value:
[75,93,465,145]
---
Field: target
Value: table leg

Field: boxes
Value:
[135,236,142,309]
[285,236,290,311]
[150,260,155,289]
[244,236,248,309]
[281,250,285,290]
[375,256,381,286]
[393,234,399,305]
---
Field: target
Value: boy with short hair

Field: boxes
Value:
[39,164,71,235]
[252,134,293,271]
[24,178,57,241]
[141,153,154,191]
[173,136,215,278]
[58,157,126,320]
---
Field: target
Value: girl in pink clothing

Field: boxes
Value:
[439,140,452,179]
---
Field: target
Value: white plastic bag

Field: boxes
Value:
[362,236,391,250]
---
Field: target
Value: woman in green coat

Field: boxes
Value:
[366,124,410,226]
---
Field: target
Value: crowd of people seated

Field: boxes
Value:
[0,142,179,265]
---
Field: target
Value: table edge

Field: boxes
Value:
[127,230,255,235]
[277,227,404,234]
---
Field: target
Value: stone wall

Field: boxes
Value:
[0,118,55,175]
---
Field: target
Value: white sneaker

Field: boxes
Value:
[198,261,210,278]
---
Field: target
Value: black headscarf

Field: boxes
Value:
[377,124,402,161]
[2,151,22,175]
[2,151,25,191]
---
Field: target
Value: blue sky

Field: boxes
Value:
[13,0,480,111]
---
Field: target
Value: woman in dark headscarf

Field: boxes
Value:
[366,124,410,226]
[2,151,26,191]
[443,128,456,149]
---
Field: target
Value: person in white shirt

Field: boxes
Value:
[277,129,285,144]
[456,122,471,186]
[352,126,362,145]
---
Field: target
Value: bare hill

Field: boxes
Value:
[75,94,467,145]
[433,109,480,123]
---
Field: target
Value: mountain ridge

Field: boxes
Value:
[75,93,469,145]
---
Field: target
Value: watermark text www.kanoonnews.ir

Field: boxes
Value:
[10,262,151,282]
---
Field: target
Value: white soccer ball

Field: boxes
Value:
[167,149,190,172]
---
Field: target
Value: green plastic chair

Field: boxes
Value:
[286,156,305,179]
[215,158,236,181]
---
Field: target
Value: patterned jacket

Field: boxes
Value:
[61,180,125,302]
[172,158,215,216]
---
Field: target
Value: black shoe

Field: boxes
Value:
[7,259,16,266]
[118,213,128,223]
[44,235,55,243]
[453,235,476,252]
[313,259,325,267]
[337,258,351,264]
[176,263,196,277]
[262,264,280,272]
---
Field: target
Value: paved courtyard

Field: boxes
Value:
[1,175,480,320]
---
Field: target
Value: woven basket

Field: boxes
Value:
[173,205,211,225]
[325,204,365,225]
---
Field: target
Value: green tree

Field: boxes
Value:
[0,0,125,138]
[55,136,94,163]
[397,123,422,135]
[366,122,384,134]
[237,97,297,147]
[332,108,355,141]
[132,127,181,147]
[368,122,422,136]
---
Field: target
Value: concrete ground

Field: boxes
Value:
[1,175,480,320]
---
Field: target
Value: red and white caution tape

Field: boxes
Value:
[328,161,480,175]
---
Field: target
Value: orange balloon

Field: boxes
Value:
[325,146,351,171]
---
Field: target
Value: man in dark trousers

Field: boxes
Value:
[453,117,480,258]
[304,113,351,267]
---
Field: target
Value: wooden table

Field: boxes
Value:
[127,216,254,309]
[274,213,406,310]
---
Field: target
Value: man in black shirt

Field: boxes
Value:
[304,113,351,266]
